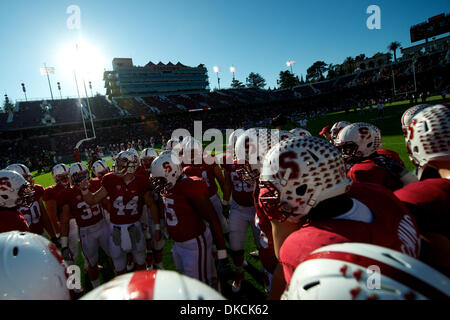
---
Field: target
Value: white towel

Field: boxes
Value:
[120,224,132,252]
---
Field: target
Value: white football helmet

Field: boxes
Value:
[69,163,89,186]
[259,136,352,220]
[401,104,431,138]
[140,148,159,171]
[92,160,110,178]
[334,122,382,161]
[151,151,183,194]
[166,138,177,151]
[286,243,450,300]
[52,163,70,187]
[234,128,293,182]
[113,150,139,176]
[127,148,139,159]
[0,231,70,300]
[405,104,450,173]
[180,136,203,165]
[5,163,34,184]
[81,270,225,300]
[290,128,312,137]
[330,121,351,143]
[0,170,35,208]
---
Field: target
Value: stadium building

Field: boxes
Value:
[104,58,209,99]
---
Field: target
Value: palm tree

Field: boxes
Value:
[388,41,401,63]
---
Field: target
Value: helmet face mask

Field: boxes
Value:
[150,176,171,195]
[141,158,154,171]
[17,182,35,207]
[70,170,89,186]
[114,151,138,177]
[54,173,70,187]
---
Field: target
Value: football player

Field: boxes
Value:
[43,164,81,261]
[80,150,161,275]
[0,170,32,233]
[81,270,225,300]
[0,231,70,299]
[234,128,295,297]
[222,131,260,293]
[394,104,450,274]
[334,122,417,191]
[285,243,450,300]
[138,147,166,270]
[60,163,111,288]
[151,151,231,288]
[5,164,57,241]
[257,136,420,289]
[180,136,230,236]
[289,128,312,137]
[330,121,351,145]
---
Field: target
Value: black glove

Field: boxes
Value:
[51,237,61,249]
[217,257,233,280]
[371,155,408,178]
[222,204,231,219]
[61,247,74,262]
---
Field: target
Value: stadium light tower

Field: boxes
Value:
[286,60,296,74]
[20,82,27,101]
[57,82,62,99]
[230,65,236,81]
[213,66,221,90]
[40,63,55,101]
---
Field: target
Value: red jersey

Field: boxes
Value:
[135,165,150,179]
[61,181,104,228]
[162,176,208,242]
[347,160,403,191]
[42,183,68,218]
[101,173,150,225]
[280,182,420,284]
[0,208,30,233]
[183,162,218,197]
[18,184,45,235]
[376,149,405,167]
[223,155,254,207]
[394,178,450,237]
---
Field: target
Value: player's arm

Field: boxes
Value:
[81,180,108,205]
[38,200,57,239]
[267,263,287,300]
[271,217,303,260]
[213,164,229,198]
[44,199,61,235]
[59,204,74,261]
[144,190,161,241]
[222,167,232,202]
[191,194,226,251]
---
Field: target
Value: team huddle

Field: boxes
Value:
[0,103,449,300]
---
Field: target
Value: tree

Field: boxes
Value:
[388,41,401,62]
[230,79,245,88]
[246,72,266,89]
[2,97,14,113]
[306,61,328,82]
[277,70,300,89]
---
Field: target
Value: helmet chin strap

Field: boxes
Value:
[304,184,324,216]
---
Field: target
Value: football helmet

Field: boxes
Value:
[334,122,382,161]
[127,148,139,159]
[259,136,352,220]
[234,128,293,182]
[92,160,110,178]
[113,150,139,176]
[286,243,450,300]
[0,170,35,208]
[180,136,203,165]
[0,231,70,300]
[166,138,177,151]
[5,163,34,184]
[401,104,431,138]
[81,270,225,300]
[151,151,183,194]
[140,148,159,171]
[290,128,312,137]
[405,104,450,173]
[52,163,70,187]
[330,121,351,144]
[69,163,90,186]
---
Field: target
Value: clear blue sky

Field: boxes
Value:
[1,0,449,102]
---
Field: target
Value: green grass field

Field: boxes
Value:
[31,95,447,299]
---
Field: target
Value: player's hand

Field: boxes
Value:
[217,257,232,280]
[61,247,74,262]
[79,178,90,191]
[222,204,231,219]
